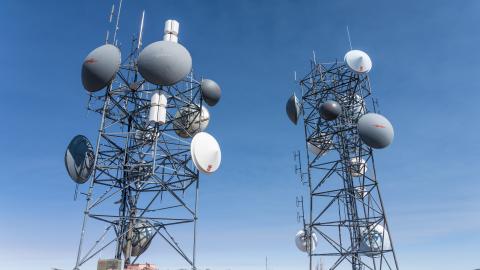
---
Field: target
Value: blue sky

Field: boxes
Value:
[1,0,479,270]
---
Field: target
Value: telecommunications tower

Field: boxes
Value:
[287,50,399,270]
[64,3,223,270]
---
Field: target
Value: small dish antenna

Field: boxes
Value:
[286,93,301,125]
[360,224,391,256]
[200,79,222,106]
[174,105,210,138]
[123,221,154,257]
[349,157,367,177]
[65,135,95,184]
[295,229,318,253]
[307,133,333,157]
[344,50,372,74]
[190,132,221,174]
[319,100,342,121]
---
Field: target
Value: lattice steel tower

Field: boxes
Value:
[288,50,399,270]
[64,4,223,270]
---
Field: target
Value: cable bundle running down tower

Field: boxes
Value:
[287,50,399,270]
[65,6,223,270]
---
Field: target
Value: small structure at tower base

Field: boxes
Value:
[97,259,122,270]
[125,263,158,270]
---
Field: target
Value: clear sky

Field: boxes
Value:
[1,1,479,270]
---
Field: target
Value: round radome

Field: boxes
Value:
[357,113,394,149]
[344,50,372,73]
[295,229,318,253]
[65,135,95,184]
[201,79,221,106]
[174,105,210,138]
[138,40,192,86]
[320,100,342,121]
[81,44,121,92]
[190,132,221,174]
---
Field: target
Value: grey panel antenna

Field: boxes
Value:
[200,79,221,106]
[81,44,121,92]
[138,41,192,86]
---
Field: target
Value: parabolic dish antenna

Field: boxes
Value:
[200,79,221,106]
[286,93,301,125]
[65,135,95,184]
[344,50,372,74]
[357,113,394,149]
[138,40,192,86]
[295,229,318,253]
[307,133,333,157]
[320,100,342,121]
[174,105,210,138]
[360,224,391,257]
[350,157,367,177]
[81,44,121,92]
[190,132,221,174]
[123,221,155,257]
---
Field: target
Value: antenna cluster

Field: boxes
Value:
[65,3,223,270]
[286,49,399,270]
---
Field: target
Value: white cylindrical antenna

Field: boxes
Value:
[137,10,145,49]
[149,91,167,124]
[163,19,180,43]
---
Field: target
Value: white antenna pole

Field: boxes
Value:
[137,10,145,49]
[312,50,317,65]
[109,4,115,22]
[113,0,123,46]
[346,25,353,50]
[294,71,297,81]
[105,4,115,44]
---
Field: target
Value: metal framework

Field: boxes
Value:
[73,14,207,270]
[296,60,399,270]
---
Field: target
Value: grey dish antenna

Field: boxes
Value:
[81,44,121,92]
[200,79,221,106]
[344,50,372,74]
[320,100,342,121]
[65,135,94,184]
[357,113,394,149]
[286,93,301,125]
[123,221,154,257]
[138,41,192,86]
[295,229,318,253]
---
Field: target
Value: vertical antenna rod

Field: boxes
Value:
[105,4,115,44]
[346,26,353,50]
[113,0,123,46]
[137,10,145,49]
